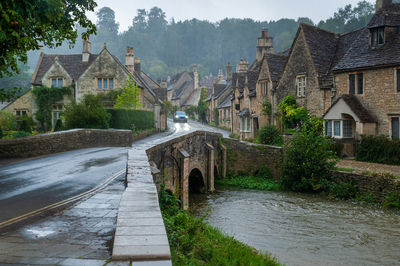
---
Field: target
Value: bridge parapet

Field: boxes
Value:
[146,131,225,209]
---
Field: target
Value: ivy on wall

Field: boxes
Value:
[32,86,71,131]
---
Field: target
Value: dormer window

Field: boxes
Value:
[371,27,385,48]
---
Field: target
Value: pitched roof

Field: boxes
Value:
[182,89,201,107]
[32,54,98,85]
[323,94,376,123]
[172,80,193,100]
[368,4,400,28]
[217,94,232,109]
[264,53,287,84]
[300,23,339,88]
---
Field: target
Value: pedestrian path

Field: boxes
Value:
[337,159,400,177]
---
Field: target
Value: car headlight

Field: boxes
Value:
[175,115,179,118]
[185,115,188,119]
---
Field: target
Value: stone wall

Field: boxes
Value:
[0,129,137,159]
[334,171,400,203]
[223,138,283,180]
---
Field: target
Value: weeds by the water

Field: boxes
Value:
[158,187,280,265]
[216,176,281,191]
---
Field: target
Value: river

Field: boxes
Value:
[191,186,400,266]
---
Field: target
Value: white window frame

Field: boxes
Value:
[240,116,251,133]
[324,119,354,139]
[296,76,306,97]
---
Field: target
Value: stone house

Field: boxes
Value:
[4,41,167,131]
[167,66,200,109]
[231,30,286,140]
[324,0,400,150]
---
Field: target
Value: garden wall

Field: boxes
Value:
[223,138,284,180]
[0,129,147,159]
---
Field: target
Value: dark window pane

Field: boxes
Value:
[98,79,102,89]
[334,121,341,137]
[343,120,353,138]
[52,79,57,87]
[372,29,378,47]
[397,69,400,92]
[378,28,384,45]
[326,121,332,137]
[109,78,113,89]
[349,74,355,94]
[103,78,107,89]
[58,79,63,88]
[357,73,363,94]
[392,118,399,140]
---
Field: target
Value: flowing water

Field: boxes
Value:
[191,187,400,266]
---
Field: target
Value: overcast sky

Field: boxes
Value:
[87,0,376,32]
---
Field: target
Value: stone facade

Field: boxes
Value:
[0,129,137,158]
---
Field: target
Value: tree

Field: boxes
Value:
[281,116,337,192]
[132,9,147,33]
[278,95,309,129]
[96,7,119,34]
[114,75,142,109]
[197,87,209,123]
[0,0,97,101]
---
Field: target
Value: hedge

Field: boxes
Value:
[107,109,154,130]
[356,135,400,165]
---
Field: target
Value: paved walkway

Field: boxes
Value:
[337,159,400,177]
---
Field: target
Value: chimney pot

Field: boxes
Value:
[134,57,141,74]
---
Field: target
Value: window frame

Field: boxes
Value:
[349,73,364,95]
[325,119,354,139]
[371,27,385,48]
[240,116,251,133]
[392,117,399,140]
[397,68,400,93]
[97,77,114,90]
[296,75,306,98]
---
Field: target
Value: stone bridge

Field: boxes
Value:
[146,131,227,209]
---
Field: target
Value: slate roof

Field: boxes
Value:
[172,80,193,100]
[32,54,98,85]
[237,108,250,117]
[265,53,287,84]
[368,4,400,28]
[182,89,201,107]
[323,94,376,123]
[217,94,232,109]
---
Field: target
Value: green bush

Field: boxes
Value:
[278,95,309,129]
[329,140,344,157]
[383,191,400,209]
[107,109,154,130]
[281,116,337,192]
[17,116,35,133]
[256,125,283,146]
[229,132,240,139]
[356,135,400,165]
[0,111,17,131]
[63,94,111,129]
[13,130,32,138]
[54,119,64,132]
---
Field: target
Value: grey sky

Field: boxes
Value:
[87,0,376,32]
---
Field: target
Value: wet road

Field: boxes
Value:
[0,119,228,224]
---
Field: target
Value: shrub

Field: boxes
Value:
[329,140,344,157]
[13,130,32,138]
[63,94,111,129]
[254,166,274,179]
[17,116,35,133]
[281,116,337,192]
[0,111,17,131]
[229,132,240,139]
[382,191,400,209]
[54,119,64,132]
[278,95,309,129]
[256,125,283,146]
[107,109,154,130]
[356,135,400,165]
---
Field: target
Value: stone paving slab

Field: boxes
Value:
[115,226,166,236]
[112,245,171,261]
[131,261,172,266]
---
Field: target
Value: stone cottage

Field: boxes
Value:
[167,66,200,109]
[3,40,167,131]
[231,30,287,140]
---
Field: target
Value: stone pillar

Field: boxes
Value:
[206,143,215,192]
[179,149,190,210]
[220,143,227,179]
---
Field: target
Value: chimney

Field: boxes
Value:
[134,57,141,74]
[82,37,91,63]
[376,0,392,11]
[237,59,249,73]
[226,62,232,80]
[125,47,134,74]
[160,80,167,89]
[218,69,223,80]
[193,65,199,90]
[257,29,274,61]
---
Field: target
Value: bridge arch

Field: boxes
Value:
[189,168,206,194]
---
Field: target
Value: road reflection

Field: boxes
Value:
[174,122,190,133]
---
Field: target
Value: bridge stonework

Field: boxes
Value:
[146,131,225,209]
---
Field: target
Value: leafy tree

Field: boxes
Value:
[281,116,337,192]
[0,63,31,102]
[0,0,97,81]
[114,75,142,109]
[278,95,308,129]
[63,94,111,129]
[0,111,18,131]
[197,87,209,123]
[132,9,148,33]
[96,7,119,34]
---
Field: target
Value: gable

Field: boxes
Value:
[41,59,73,88]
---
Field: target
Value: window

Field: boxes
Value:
[325,121,332,137]
[371,27,385,47]
[16,110,27,117]
[397,69,400,92]
[392,117,399,140]
[296,76,306,97]
[97,78,114,90]
[349,74,355,94]
[357,73,363,94]
[52,78,63,88]
[240,117,251,133]
[334,121,341,136]
[343,120,353,138]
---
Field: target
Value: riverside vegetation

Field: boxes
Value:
[158,186,280,265]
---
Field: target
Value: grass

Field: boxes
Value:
[216,176,281,191]
[159,188,280,265]
[336,167,355,173]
